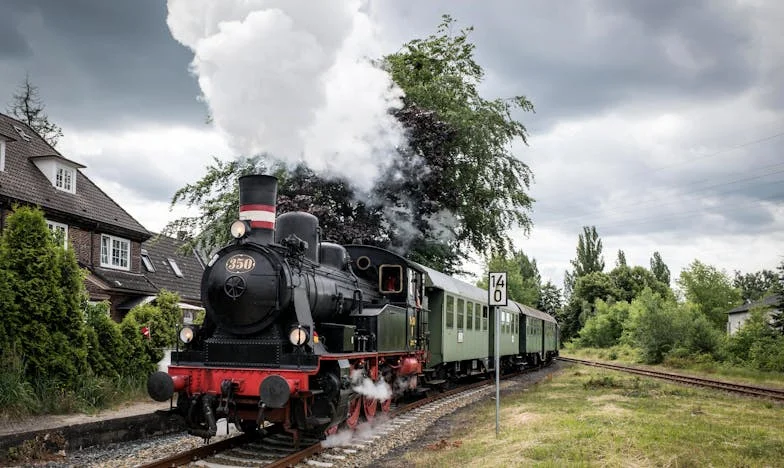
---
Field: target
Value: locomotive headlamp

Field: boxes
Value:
[230,220,250,239]
[289,325,309,346]
[179,326,194,344]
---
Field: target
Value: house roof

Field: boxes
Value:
[91,267,159,294]
[727,294,782,315]
[141,234,205,302]
[0,113,150,240]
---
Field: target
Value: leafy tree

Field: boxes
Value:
[649,251,671,286]
[578,299,631,348]
[772,259,784,333]
[538,281,562,316]
[677,260,742,330]
[7,74,64,147]
[477,249,540,307]
[725,307,777,363]
[615,249,627,268]
[381,14,535,258]
[623,288,690,364]
[564,226,605,296]
[732,269,777,303]
[609,265,671,303]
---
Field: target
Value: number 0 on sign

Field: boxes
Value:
[489,272,508,306]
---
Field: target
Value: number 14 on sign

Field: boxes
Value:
[489,272,507,306]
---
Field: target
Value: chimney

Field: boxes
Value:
[238,174,278,244]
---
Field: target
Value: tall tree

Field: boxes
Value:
[382,14,535,259]
[477,249,541,307]
[538,281,562,316]
[771,259,784,333]
[677,259,742,330]
[564,226,605,295]
[7,74,64,147]
[616,249,627,268]
[732,269,777,303]
[649,251,671,286]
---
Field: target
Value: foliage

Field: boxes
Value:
[733,269,777,303]
[0,205,88,386]
[162,155,267,256]
[772,260,784,333]
[677,260,742,330]
[623,288,691,364]
[382,14,536,258]
[725,307,777,363]
[477,249,541,307]
[608,264,671,303]
[84,301,125,378]
[121,290,184,379]
[564,226,605,299]
[6,74,64,147]
[538,281,562,317]
[649,251,671,286]
[578,299,631,348]
[615,249,626,267]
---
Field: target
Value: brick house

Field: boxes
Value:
[0,112,203,321]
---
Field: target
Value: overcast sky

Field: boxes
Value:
[1,0,782,290]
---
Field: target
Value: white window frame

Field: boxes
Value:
[45,219,68,247]
[100,234,130,270]
[0,140,6,172]
[141,251,155,272]
[54,164,76,193]
[167,258,183,277]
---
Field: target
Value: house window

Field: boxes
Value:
[141,249,155,272]
[0,140,5,172]
[101,234,130,270]
[45,219,68,247]
[167,258,183,277]
[55,164,75,193]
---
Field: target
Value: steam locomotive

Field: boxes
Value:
[147,174,559,442]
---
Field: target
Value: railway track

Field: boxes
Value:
[559,356,784,402]
[139,366,548,468]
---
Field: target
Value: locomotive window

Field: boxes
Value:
[457,298,464,329]
[466,302,473,330]
[474,303,481,330]
[446,295,454,329]
[482,306,488,331]
[379,264,404,294]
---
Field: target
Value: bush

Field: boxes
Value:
[578,300,630,348]
[623,288,690,364]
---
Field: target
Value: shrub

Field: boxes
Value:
[623,288,690,364]
[578,299,630,348]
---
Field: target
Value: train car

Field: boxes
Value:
[515,302,559,366]
[415,264,523,380]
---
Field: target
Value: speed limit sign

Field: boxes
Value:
[488,272,508,306]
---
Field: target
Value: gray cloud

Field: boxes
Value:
[0,0,204,129]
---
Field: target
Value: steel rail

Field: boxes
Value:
[559,357,784,401]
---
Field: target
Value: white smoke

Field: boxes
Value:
[166,0,405,192]
[350,368,392,401]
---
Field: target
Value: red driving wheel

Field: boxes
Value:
[380,397,392,413]
[346,396,361,429]
[363,395,377,421]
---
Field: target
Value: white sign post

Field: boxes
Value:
[488,272,507,437]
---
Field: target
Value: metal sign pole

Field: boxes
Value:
[495,305,500,436]
[488,272,507,438]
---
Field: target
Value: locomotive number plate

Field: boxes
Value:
[225,254,255,273]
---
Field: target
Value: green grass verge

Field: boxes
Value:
[398,365,784,467]
[562,345,784,389]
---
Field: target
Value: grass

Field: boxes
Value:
[396,365,784,467]
[562,345,784,389]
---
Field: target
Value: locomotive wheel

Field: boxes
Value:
[325,425,339,436]
[346,396,361,429]
[363,396,377,421]
[380,397,392,413]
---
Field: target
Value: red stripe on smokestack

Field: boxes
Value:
[250,221,275,229]
[240,204,275,213]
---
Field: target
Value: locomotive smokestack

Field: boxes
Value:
[239,174,278,244]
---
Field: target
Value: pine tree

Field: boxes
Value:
[771,259,784,334]
[7,74,64,147]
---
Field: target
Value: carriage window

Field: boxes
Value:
[513,314,517,334]
[457,298,464,329]
[379,264,404,293]
[446,295,454,329]
[474,303,481,330]
[466,302,473,330]
[482,306,488,331]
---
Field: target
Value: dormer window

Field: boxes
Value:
[101,234,130,270]
[55,164,75,193]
